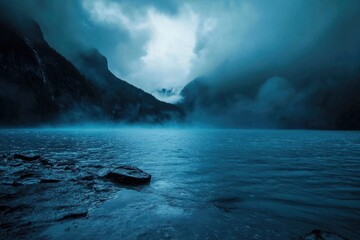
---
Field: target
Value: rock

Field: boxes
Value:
[56,160,74,167]
[104,166,151,185]
[0,205,11,212]
[11,181,23,187]
[61,211,88,220]
[1,204,32,215]
[13,154,41,162]
[93,185,107,193]
[81,175,95,181]
[40,159,53,166]
[0,222,14,229]
[19,173,37,179]
[86,164,104,169]
[9,161,22,167]
[64,165,78,171]
[18,178,40,185]
[40,179,60,183]
[211,197,243,212]
[302,229,348,240]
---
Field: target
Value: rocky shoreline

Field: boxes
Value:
[0,153,151,239]
[0,154,349,240]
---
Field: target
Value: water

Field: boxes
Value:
[1,129,359,239]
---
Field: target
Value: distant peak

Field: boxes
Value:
[77,48,108,70]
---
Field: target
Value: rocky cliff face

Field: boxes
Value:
[0,18,182,126]
[0,18,103,125]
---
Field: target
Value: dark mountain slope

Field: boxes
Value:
[72,49,183,123]
[0,18,182,126]
[0,18,103,125]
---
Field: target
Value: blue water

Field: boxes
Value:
[1,129,359,239]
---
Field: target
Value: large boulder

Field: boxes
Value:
[104,166,151,185]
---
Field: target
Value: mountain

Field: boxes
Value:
[180,74,360,130]
[0,17,182,126]
[72,49,183,123]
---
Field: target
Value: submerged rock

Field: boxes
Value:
[81,175,95,181]
[19,172,38,179]
[211,197,243,212]
[13,154,41,162]
[40,179,60,183]
[104,166,151,185]
[61,210,88,220]
[40,159,53,166]
[302,229,348,240]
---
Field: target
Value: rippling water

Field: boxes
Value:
[1,129,359,239]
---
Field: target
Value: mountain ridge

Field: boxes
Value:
[0,17,183,126]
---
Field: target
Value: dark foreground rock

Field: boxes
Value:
[13,154,41,162]
[302,229,348,240]
[39,178,60,183]
[0,153,151,239]
[104,166,151,185]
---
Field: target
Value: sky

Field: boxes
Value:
[1,0,359,122]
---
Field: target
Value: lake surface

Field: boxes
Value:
[1,129,359,239]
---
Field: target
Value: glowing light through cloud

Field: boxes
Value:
[83,0,200,102]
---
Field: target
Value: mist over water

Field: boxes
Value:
[1,129,359,239]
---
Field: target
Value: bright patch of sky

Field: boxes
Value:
[83,0,205,102]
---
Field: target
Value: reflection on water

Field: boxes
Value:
[1,129,359,239]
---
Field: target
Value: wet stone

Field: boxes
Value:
[0,205,11,212]
[40,159,53,166]
[61,210,88,220]
[13,154,41,162]
[81,175,95,181]
[17,178,40,185]
[19,173,38,179]
[56,160,75,167]
[11,182,24,187]
[210,197,243,212]
[40,179,60,183]
[103,165,151,185]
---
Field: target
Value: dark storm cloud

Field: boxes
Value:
[181,0,360,129]
[192,0,360,80]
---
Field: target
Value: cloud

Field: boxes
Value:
[83,1,200,101]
